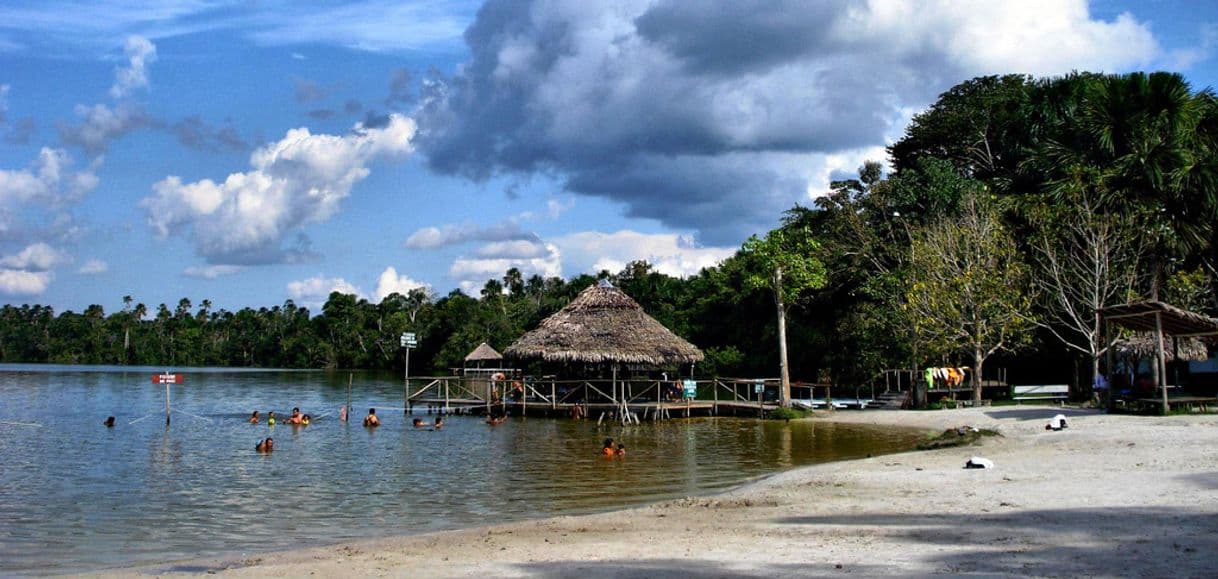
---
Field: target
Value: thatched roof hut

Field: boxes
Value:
[464,342,503,364]
[505,281,704,366]
[1113,332,1209,362]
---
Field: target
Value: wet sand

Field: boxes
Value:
[96,407,1218,577]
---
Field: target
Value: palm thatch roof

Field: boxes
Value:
[505,281,704,366]
[1113,332,1210,362]
[1100,301,1218,337]
[464,342,503,363]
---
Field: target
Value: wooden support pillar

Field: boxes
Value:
[1156,312,1169,414]
[1105,318,1115,412]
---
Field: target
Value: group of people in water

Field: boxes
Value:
[249,407,313,426]
[601,437,627,456]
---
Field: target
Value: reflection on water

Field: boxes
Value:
[0,365,924,573]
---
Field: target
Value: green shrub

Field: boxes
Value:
[768,407,810,420]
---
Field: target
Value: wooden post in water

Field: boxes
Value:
[758,381,763,416]
[165,380,171,425]
[444,379,450,415]
[712,379,718,416]
[347,374,353,420]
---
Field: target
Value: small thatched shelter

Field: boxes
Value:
[464,342,503,366]
[505,281,704,367]
[1101,300,1218,412]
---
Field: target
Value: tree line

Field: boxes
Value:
[2,71,1215,402]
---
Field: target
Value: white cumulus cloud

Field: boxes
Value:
[554,230,736,278]
[0,268,52,296]
[110,35,157,99]
[0,148,99,241]
[0,242,68,270]
[374,266,427,300]
[450,242,562,294]
[287,275,365,306]
[141,113,416,265]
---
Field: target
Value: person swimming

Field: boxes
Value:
[104,416,115,428]
[301,414,311,426]
[249,410,260,424]
[288,407,303,425]
[486,413,506,425]
[434,416,444,429]
[267,411,276,426]
[602,438,615,456]
[256,437,274,453]
[615,443,626,457]
[413,417,429,429]
[363,408,380,427]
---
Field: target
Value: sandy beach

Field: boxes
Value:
[98,407,1218,577]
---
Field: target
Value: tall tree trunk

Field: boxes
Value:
[973,347,985,402]
[1091,355,1101,396]
[774,266,791,407]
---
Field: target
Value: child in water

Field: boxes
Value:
[616,443,626,457]
[412,418,429,429]
[434,416,444,429]
[364,408,380,427]
[301,414,311,426]
[255,438,274,453]
[249,410,259,424]
[267,411,276,426]
[602,438,615,456]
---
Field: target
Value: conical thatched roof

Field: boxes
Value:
[505,281,704,366]
[1113,332,1210,362]
[464,342,503,362]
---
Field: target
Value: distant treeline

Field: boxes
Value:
[3,71,1216,390]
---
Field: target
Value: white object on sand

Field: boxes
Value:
[1049,414,1067,429]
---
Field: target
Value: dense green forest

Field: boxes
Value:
[2,72,1216,396]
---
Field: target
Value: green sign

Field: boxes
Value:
[682,379,697,398]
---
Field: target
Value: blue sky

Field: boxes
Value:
[0,0,1215,314]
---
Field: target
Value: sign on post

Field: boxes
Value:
[400,332,417,348]
[753,381,764,394]
[682,379,697,399]
[151,372,185,425]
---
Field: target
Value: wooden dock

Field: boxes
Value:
[403,377,796,420]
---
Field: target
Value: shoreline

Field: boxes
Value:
[95,407,1218,577]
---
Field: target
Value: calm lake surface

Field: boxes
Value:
[0,364,926,574]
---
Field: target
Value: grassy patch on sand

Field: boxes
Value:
[767,407,812,420]
[917,426,1002,450]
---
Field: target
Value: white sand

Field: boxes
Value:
[97,407,1218,577]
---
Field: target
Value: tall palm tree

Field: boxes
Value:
[1081,72,1218,296]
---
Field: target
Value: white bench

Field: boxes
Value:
[1012,384,1069,402]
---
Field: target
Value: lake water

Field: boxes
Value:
[0,364,926,574]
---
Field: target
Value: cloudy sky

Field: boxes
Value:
[0,0,1215,312]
